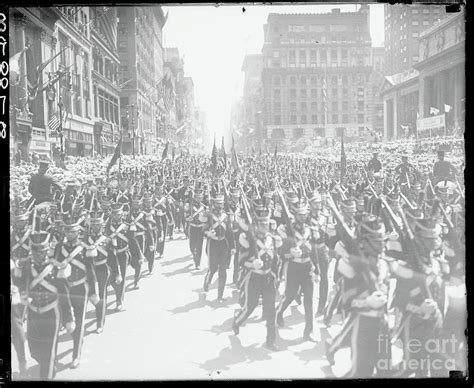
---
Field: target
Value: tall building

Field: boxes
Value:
[90,7,121,156]
[384,4,448,75]
[182,77,197,142]
[9,8,62,158]
[370,47,385,138]
[117,6,166,155]
[261,6,375,148]
[241,54,263,149]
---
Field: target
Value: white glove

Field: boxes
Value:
[365,291,387,309]
[115,275,123,285]
[290,247,302,258]
[89,294,100,306]
[65,321,76,334]
[253,258,264,270]
[420,299,438,318]
[230,249,236,256]
[20,293,32,306]
[312,273,320,283]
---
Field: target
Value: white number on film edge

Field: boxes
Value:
[0,96,5,115]
[0,37,6,56]
[0,122,6,139]
[0,13,5,33]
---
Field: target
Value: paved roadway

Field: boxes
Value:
[12,231,357,380]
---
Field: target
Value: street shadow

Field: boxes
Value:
[160,254,193,267]
[162,263,194,277]
[168,292,208,315]
[56,347,73,362]
[196,336,272,373]
[278,305,306,328]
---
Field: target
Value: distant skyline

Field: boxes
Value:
[163,4,385,148]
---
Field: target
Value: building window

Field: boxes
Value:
[291,115,297,124]
[290,76,296,86]
[332,114,338,124]
[289,50,296,65]
[343,88,348,97]
[273,76,281,86]
[273,50,280,58]
[300,89,307,98]
[300,115,307,124]
[300,50,306,66]
[310,50,316,65]
[290,89,296,98]
[274,115,281,125]
[358,100,364,111]
[311,115,318,124]
[332,101,338,111]
[332,88,338,97]
[274,102,281,111]
[301,102,307,111]
[320,50,326,64]
[311,76,317,85]
[311,102,317,111]
[274,89,281,99]
[293,127,304,138]
[290,102,297,111]
[300,76,306,85]
[412,9,419,14]
[422,8,430,14]
[342,114,348,123]
[358,114,364,123]
[412,20,419,26]
[422,21,429,26]
[271,128,285,139]
[331,49,338,65]
[342,101,348,111]
[311,89,317,98]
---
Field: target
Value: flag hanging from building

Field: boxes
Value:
[231,135,240,171]
[444,104,452,113]
[106,138,122,174]
[48,113,60,133]
[430,106,440,115]
[9,46,30,86]
[162,141,169,160]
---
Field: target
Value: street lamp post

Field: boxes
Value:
[131,103,135,159]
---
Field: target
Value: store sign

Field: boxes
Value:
[31,140,49,150]
[417,114,445,132]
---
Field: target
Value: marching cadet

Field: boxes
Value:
[126,195,146,289]
[15,231,75,380]
[10,205,31,376]
[142,192,158,275]
[276,200,320,341]
[105,204,128,311]
[56,214,98,369]
[389,217,448,377]
[153,183,170,259]
[186,189,207,270]
[326,215,391,378]
[307,191,330,316]
[232,204,282,351]
[203,192,236,301]
[228,187,243,284]
[82,210,110,333]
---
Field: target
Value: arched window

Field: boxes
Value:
[271,128,285,139]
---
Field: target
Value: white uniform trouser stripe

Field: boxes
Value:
[328,314,356,353]
[276,261,289,315]
[346,315,361,378]
[47,305,60,379]
[235,272,252,326]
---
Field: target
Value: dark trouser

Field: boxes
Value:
[342,314,390,378]
[167,223,174,238]
[317,247,330,312]
[111,252,129,306]
[130,235,144,286]
[189,225,204,267]
[204,240,231,299]
[27,306,61,380]
[232,239,241,284]
[70,283,89,360]
[233,272,277,345]
[11,304,27,364]
[94,264,110,329]
[276,261,314,336]
[156,217,168,256]
[145,230,157,273]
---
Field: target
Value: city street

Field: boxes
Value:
[12,231,355,380]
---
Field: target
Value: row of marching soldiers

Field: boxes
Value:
[10,176,182,380]
[187,171,465,378]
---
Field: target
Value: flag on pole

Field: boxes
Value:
[248,127,255,135]
[162,141,169,160]
[430,107,440,115]
[231,136,240,170]
[444,104,452,113]
[9,46,30,86]
[416,111,420,120]
[172,145,176,161]
[107,137,122,174]
[274,144,278,159]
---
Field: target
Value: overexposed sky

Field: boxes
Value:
[162,4,384,149]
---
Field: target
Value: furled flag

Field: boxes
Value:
[106,137,122,174]
[274,143,278,159]
[172,145,176,161]
[248,127,256,135]
[444,104,452,113]
[162,141,169,160]
[231,135,240,171]
[211,134,218,175]
[340,131,347,180]
[416,111,420,120]
[220,136,227,170]
[430,106,440,115]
